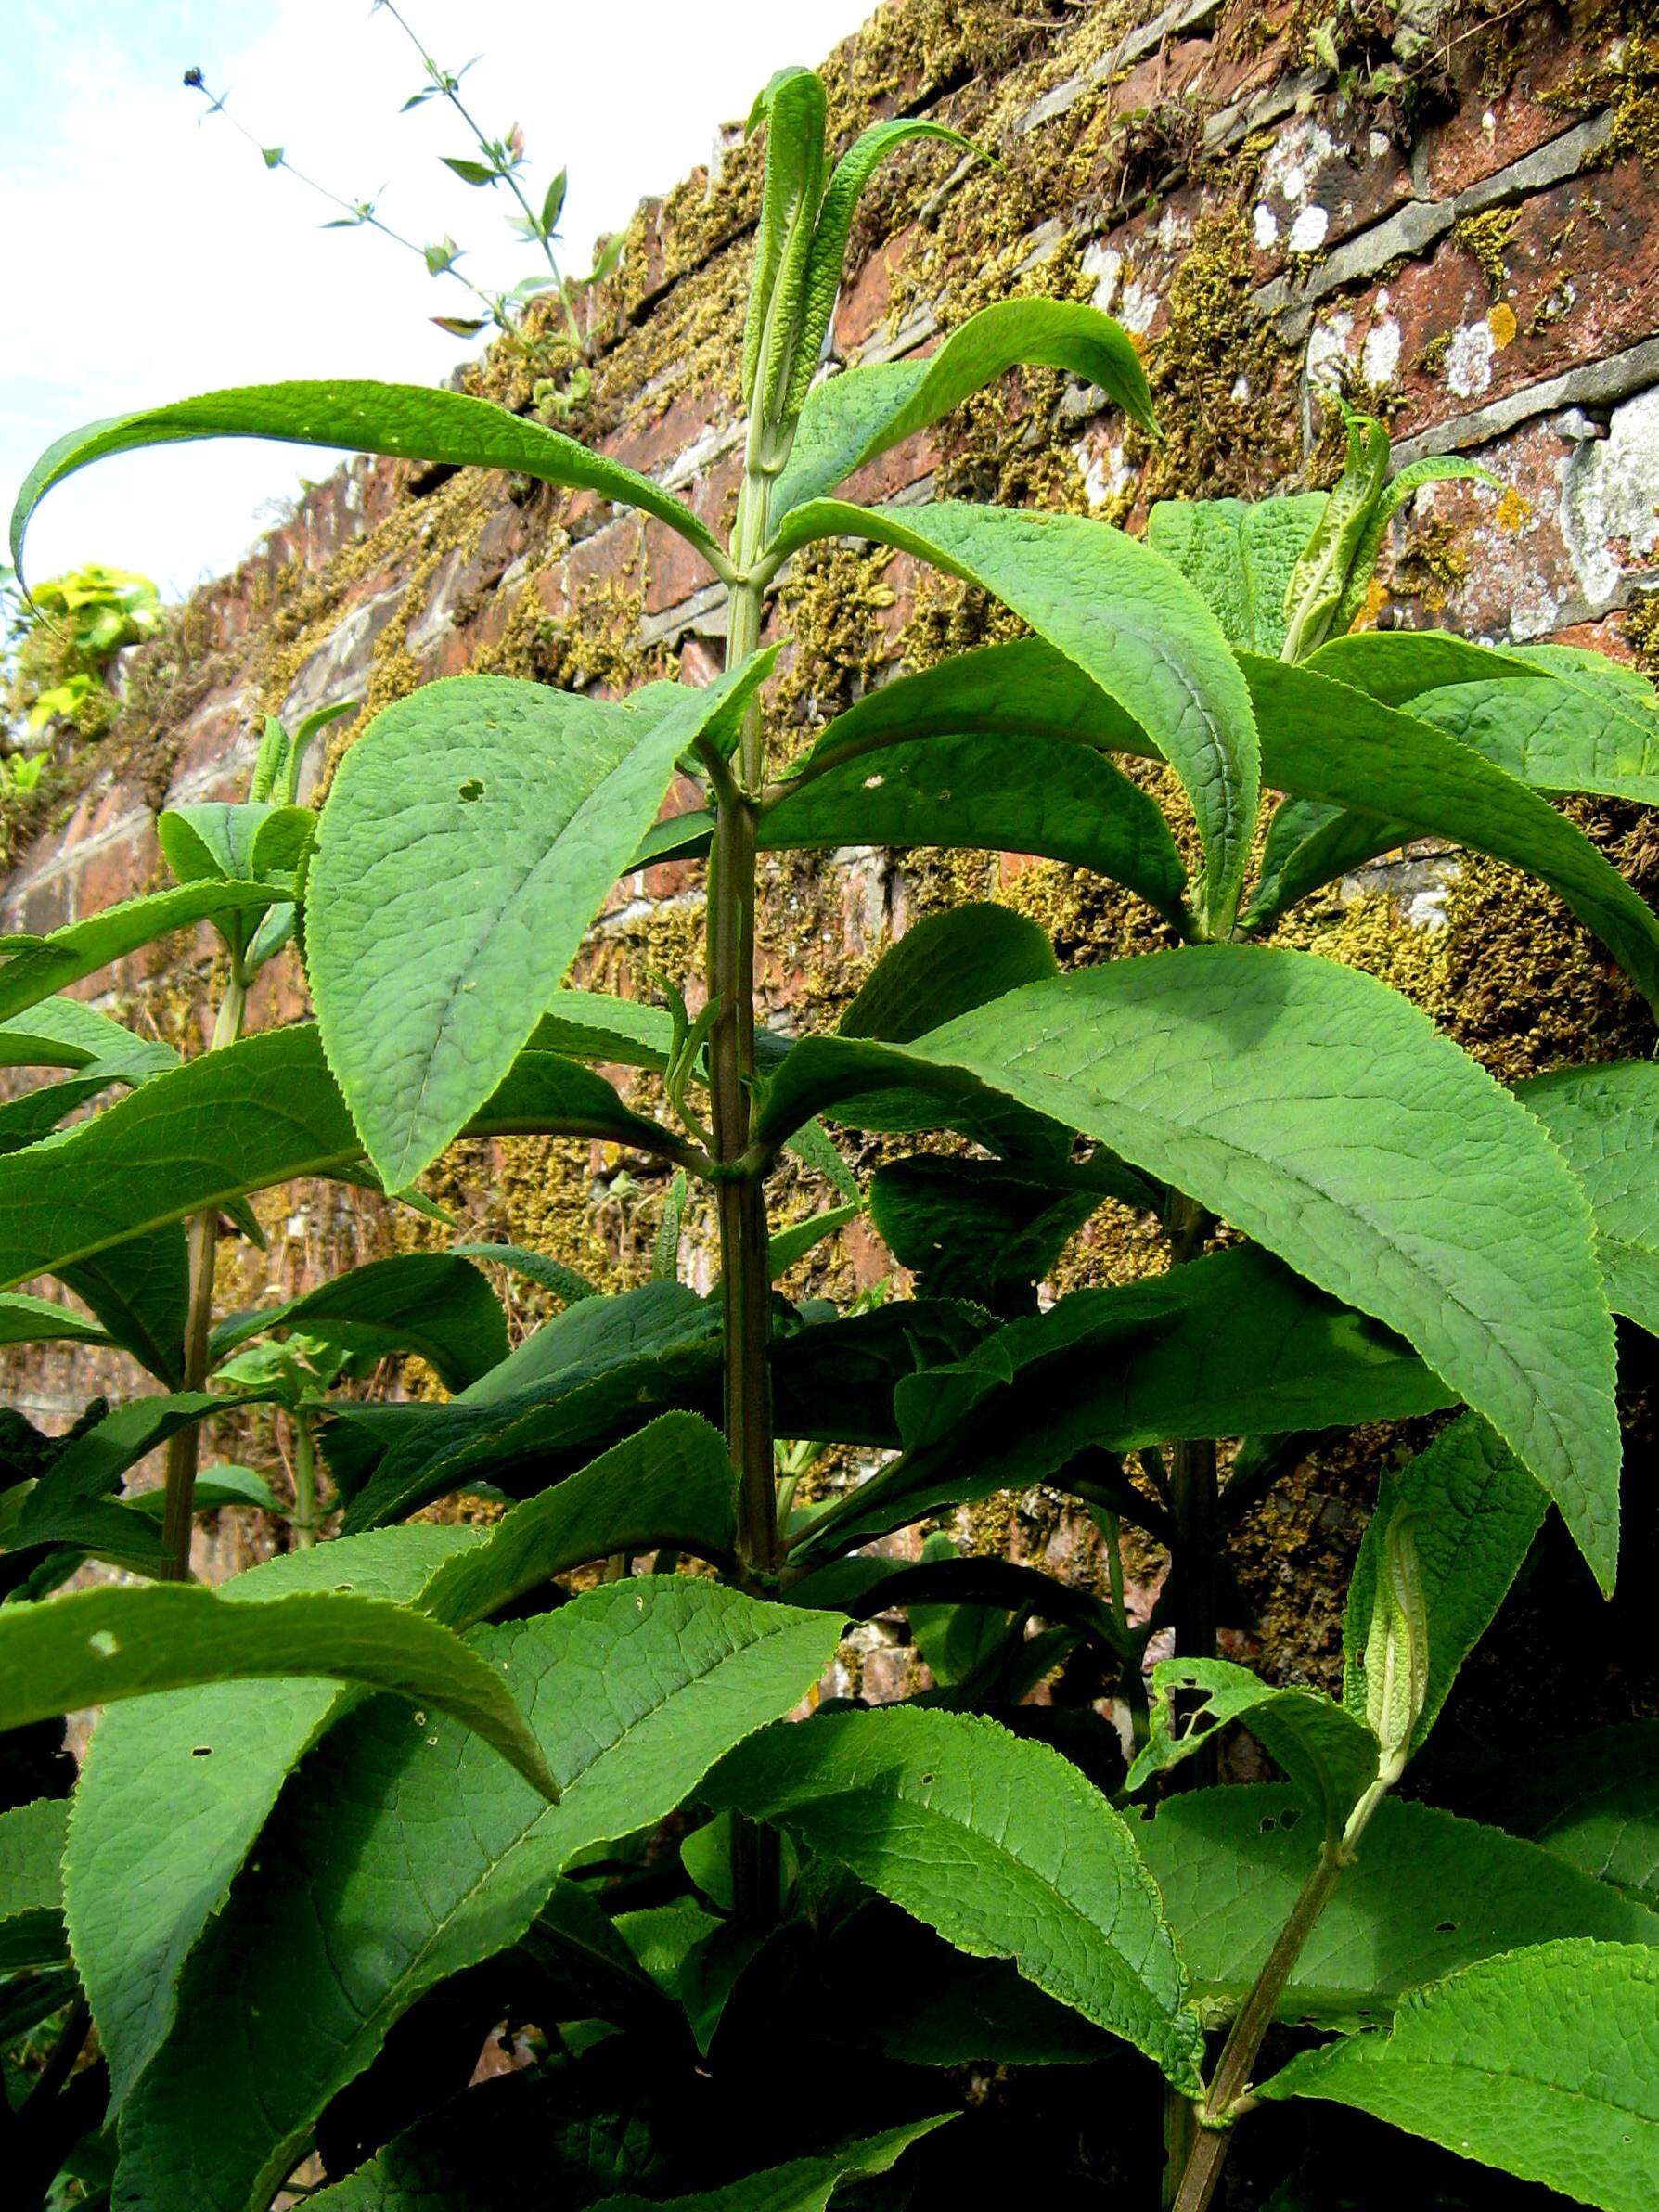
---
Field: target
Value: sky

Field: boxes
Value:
[1,0,877,599]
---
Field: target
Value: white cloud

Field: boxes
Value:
[1,0,876,597]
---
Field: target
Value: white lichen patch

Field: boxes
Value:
[1254,203,1280,250]
[1560,386,1659,610]
[1444,319,1497,401]
[1289,204,1330,254]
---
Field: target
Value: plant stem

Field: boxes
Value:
[290,1406,319,1549]
[710,468,778,1594]
[1164,1190,1219,1773]
[160,962,248,1580]
[1170,1778,1395,2212]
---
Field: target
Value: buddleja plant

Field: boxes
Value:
[0,60,1656,2212]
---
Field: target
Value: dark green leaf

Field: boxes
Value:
[795,1245,1447,1562]
[0,995,176,1078]
[706,1704,1204,2090]
[209,1252,508,1390]
[592,2120,954,2212]
[1127,1659,1379,1836]
[1140,1787,1658,2026]
[450,1241,598,1305]
[0,1025,683,1298]
[1477,1722,1659,1910]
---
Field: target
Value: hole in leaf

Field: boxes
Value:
[1280,1806,1303,1829]
[191,1746,213,1757]
[88,1631,119,1658]
[1434,1919,1458,1934]
[1258,1816,1277,1833]
[920,1772,936,1786]
[457,778,485,802]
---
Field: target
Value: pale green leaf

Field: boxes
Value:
[1342,1414,1546,1748]
[1145,493,1327,655]
[115,1581,844,2212]
[1516,1059,1659,1334]
[0,996,176,1079]
[0,883,280,1025]
[0,1582,552,1795]
[0,1796,69,1972]
[67,1527,477,2108]
[12,380,724,580]
[776,299,1154,512]
[1238,656,1659,1009]
[309,662,770,1186]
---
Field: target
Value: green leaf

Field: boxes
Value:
[125,1464,280,1518]
[1414,656,1659,804]
[1237,657,1659,1008]
[765,1202,861,1281]
[309,662,771,1186]
[1258,1939,1659,2210]
[450,1241,598,1305]
[1342,1415,1546,1750]
[1330,454,1501,640]
[592,2120,954,2212]
[706,1704,1205,2090]
[839,902,1055,1042]
[765,499,1258,936]
[795,1244,1447,1562]
[0,995,176,1078]
[11,380,724,582]
[331,1283,726,1530]
[531,988,679,1070]
[743,66,827,419]
[0,1292,110,1351]
[156,803,312,889]
[116,1581,844,2212]
[1127,1659,1378,1836]
[762,727,1190,923]
[786,109,978,412]
[0,1025,681,1297]
[0,1797,69,1972]
[209,1252,508,1390]
[305,2106,947,2212]
[775,299,1154,513]
[0,882,282,1024]
[1305,629,1553,705]
[0,1074,116,1156]
[894,945,1619,1590]
[58,1228,189,1384]
[1146,493,1328,655]
[1140,1788,1659,2026]
[414,1412,740,1624]
[1479,1722,1659,1910]
[867,1154,1113,1311]
[0,1583,553,1796]
[66,1526,478,2108]
[907,1530,1011,1686]
[1516,1060,1659,1333]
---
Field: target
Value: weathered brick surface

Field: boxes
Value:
[4,0,1656,1717]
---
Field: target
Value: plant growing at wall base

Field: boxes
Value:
[0,55,1656,2212]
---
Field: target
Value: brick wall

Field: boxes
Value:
[6,0,1656,1714]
